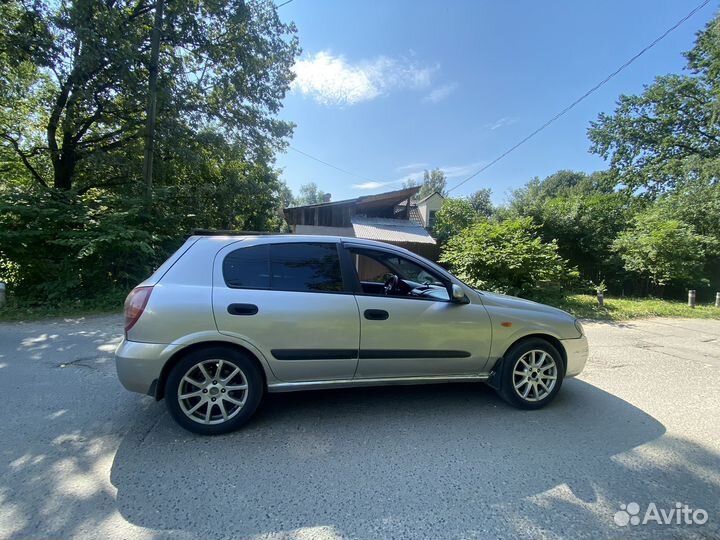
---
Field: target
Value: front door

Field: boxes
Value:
[213,240,360,381]
[344,245,492,378]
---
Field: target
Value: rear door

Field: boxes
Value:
[344,244,492,378]
[213,240,360,381]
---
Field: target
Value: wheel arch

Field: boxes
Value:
[154,341,268,401]
[489,333,568,388]
[510,333,567,371]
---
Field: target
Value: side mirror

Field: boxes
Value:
[451,284,468,304]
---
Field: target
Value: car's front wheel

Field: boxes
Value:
[497,338,564,409]
[165,346,264,435]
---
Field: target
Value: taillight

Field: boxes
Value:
[124,286,153,335]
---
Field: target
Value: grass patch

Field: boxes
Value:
[0,291,125,322]
[553,294,720,321]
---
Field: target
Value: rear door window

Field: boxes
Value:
[222,244,270,289]
[222,242,344,293]
[270,243,344,292]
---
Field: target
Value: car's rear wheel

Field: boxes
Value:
[497,338,564,409]
[165,346,263,435]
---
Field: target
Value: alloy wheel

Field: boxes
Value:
[177,359,248,425]
[512,349,558,402]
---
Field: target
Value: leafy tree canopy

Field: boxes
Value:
[588,16,720,195]
[433,198,479,243]
[440,217,578,300]
[467,188,493,217]
[0,0,299,192]
[612,206,715,291]
[404,168,448,199]
[293,182,329,205]
[0,0,300,302]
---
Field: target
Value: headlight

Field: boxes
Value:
[574,319,584,336]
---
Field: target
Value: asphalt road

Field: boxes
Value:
[0,315,719,539]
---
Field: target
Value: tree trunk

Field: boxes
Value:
[47,80,74,190]
[142,0,165,201]
[52,147,78,191]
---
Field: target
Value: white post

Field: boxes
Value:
[596,291,604,307]
[0,282,5,308]
[688,290,696,308]
[715,292,720,308]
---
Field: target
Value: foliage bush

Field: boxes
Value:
[612,207,716,294]
[433,198,480,243]
[0,189,170,302]
[439,217,579,300]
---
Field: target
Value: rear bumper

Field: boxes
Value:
[561,335,588,378]
[115,338,168,395]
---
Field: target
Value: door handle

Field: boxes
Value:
[364,309,389,321]
[227,303,259,316]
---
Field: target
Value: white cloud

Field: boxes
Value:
[352,160,487,191]
[487,116,518,130]
[440,161,487,178]
[396,162,429,171]
[353,180,402,190]
[423,82,458,103]
[292,51,436,106]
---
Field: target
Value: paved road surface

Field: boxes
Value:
[0,315,719,539]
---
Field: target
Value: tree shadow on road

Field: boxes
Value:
[106,380,719,539]
[4,317,718,538]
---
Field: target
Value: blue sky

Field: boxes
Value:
[274,0,717,205]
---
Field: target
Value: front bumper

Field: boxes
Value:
[561,335,589,377]
[115,338,168,395]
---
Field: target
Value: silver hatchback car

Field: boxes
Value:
[116,234,588,435]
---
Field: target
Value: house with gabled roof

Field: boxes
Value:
[282,187,444,260]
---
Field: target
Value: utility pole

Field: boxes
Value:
[142,0,164,201]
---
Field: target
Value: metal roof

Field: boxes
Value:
[416,191,445,204]
[284,186,420,211]
[351,217,436,245]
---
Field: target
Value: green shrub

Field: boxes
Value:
[439,217,579,300]
[612,207,716,293]
[0,189,179,303]
[433,198,479,243]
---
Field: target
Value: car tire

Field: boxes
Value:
[165,346,264,435]
[497,338,565,409]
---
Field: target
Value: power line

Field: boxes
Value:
[288,145,379,183]
[447,0,711,194]
[277,0,294,7]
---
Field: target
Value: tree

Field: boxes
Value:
[0,0,299,304]
[659,178,720,241]
[404,168,448,199]
[508,170,613,216]
[538,191,636,286]
[294,182,329,205]
[417,169,447,199]
[612,207,714,293]
[276,181,295,209]
[0,0,299,193]
[467,189,493,217]
[505,170,633,288]
[588,15,720,195]
[433,198,478,243]
[439,217,578,300]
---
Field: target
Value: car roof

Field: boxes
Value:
[184,234,460,287]
[190,234,406,250]
[190,234,437,268]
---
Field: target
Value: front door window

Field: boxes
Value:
[349,248,450,301]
